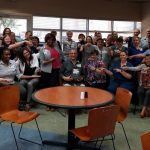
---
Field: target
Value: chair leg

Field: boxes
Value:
[119,122,131,150]
[18,119,43,146]
[11,123,20,150]
[98,137,104,150]
[111,134,116,150]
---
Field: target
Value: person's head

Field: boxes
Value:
[133,36,140,47]
[45,33,56,47]
[78,33,85,42]
[3,28,11,36]
[32,36,39,46]
[89,49,99,60]
[144,54,150,66]
[69,49,77,61]
[2,35,12,46]
[94,31,102,38]
[51,30,57,37]
[96,38,104,48]
[0,48,11,63]
[86,36,93,44]
[133,28,140,37]
[119,51,128,62]
[146,28,150,38]
[25,31,32,40]
[10,32,16,44]
[66,31,73,40]
[116,37,123,47]
[18,46,32,63]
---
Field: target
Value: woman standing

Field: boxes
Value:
[39,33,61,88]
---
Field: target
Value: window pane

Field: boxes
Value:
[62,32,86,42]
[33,16,60,29]
[88,32,110,39]
[114,21,134,32]
[0,18,27,40]
[136,22,141,30]
[62,18,86,30]
[33,30,60,42]
[89,20,111,31]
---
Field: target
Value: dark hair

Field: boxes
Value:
[3,28,11,36]
[32,36,40,43]
[0,48,10,60]
[18,46,33,64]
[90,49,99,56]
[86,36,93,44]
[44,33,56,43]
[97,38,104,43]
[78,33,85,39]
[117,37,123,43]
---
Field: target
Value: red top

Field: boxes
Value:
[47,47,61,69]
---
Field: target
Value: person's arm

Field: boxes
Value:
[20,75,41,79]
[128,54,145,59]
[122,64,144,71]
[8,40,31,49]
[114,68,132,79]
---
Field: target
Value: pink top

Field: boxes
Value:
[47,47,61,69]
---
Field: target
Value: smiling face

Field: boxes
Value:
[144,55,150,66]
[69,49,77,61]
[1,49,11,63]
[133,37,140,47]
[3,35,12,45]
[120,51,127,61]
[23,49,31,60]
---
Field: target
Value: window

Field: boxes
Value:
[113,21,134,32]
[89,20,111,31]
[62,18,86,30]
[62,32,86,42]
[33,30,60,42]
[0,18,27,39]
[33,16,60,29]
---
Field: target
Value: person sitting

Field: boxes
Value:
[84,49,107,89]
[0,48,27,110]
[16,46,40,110]
[60,49,84,86]
[107,51,134,94]
[122,54,150,118]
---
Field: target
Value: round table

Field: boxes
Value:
[33,86,114,149]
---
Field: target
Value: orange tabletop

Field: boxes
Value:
[33,86,114,109]
[33,86,114,148]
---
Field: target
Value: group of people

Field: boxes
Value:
[0,27,149,118]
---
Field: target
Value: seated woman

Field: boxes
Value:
[122,54,150,118]
[84,49,107,89]
[0,48,26,109]
[16,46,40,110]
[107,51,134,94]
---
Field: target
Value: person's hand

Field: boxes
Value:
[122,67,128,70]
[114,68,122,73]
[89,66,96,71]
[31,75,41,78]
[63,76,73,81]
[128,55,134,59]
[0,78,12,83]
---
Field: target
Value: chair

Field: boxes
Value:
[0,85,43,150]
[115,87,132,150]
[141,131,150,150]
[70,105,119,150]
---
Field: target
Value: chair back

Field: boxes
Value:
[0,85,20,115]
[115,87,132,122]
[87,105,119,139]
[141,132,150,150]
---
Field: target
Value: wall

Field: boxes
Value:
[141,2,150,36]
[0,0,142,21]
